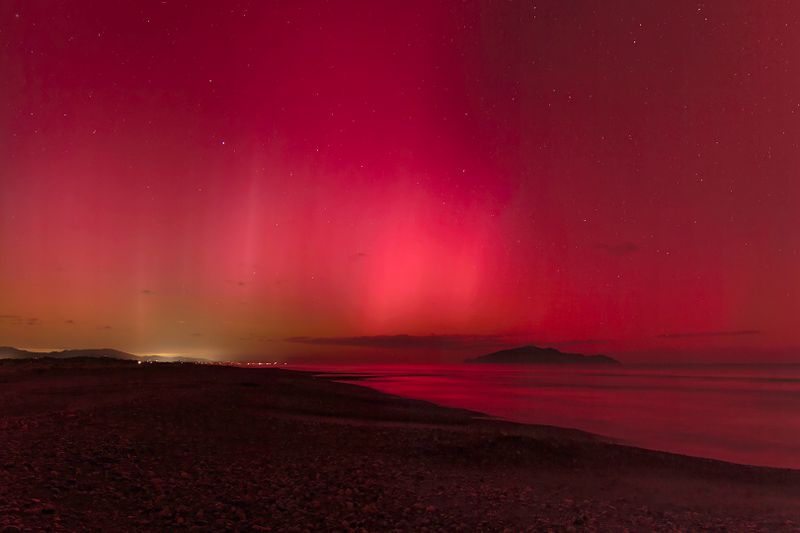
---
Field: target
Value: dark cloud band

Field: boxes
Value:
[657,330,761,339]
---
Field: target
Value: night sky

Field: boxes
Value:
[2,1,799,362]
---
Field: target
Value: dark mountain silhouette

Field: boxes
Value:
[0,346,32,359]
[0,346,206,363]
[466,345,620,365]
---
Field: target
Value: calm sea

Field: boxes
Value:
[288,363,800,470]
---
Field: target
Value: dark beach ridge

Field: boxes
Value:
[0,358,798,532]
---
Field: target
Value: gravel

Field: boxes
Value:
[0,358,798,532]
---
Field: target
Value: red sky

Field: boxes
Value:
[1,1,799,362]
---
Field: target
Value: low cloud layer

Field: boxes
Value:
[286,334,512,351]
[551,338,612,347]
[657,330,761,339]
[0,315,40,326]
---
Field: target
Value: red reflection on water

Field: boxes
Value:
[292,363,800,469]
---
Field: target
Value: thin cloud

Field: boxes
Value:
[552,338,612,347]
[286,334,512,350]
[0,315,40,326]
[657,330,761,339]
[597,241,639,256]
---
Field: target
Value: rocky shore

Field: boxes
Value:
[0,358,798,532]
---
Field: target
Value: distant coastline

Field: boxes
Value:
[466,345,621,365]
[0,346,206,364]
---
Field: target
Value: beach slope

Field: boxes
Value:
[0,358,797,531]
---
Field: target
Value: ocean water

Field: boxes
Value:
[288,363,800,470]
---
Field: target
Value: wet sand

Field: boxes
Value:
[0,358,798,532]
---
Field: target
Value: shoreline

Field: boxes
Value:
[312,368,800,479]
[297,362,800,471]
[1,358,798,531]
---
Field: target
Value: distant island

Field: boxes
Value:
[466,345,621,365]
[0,346,206,364]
